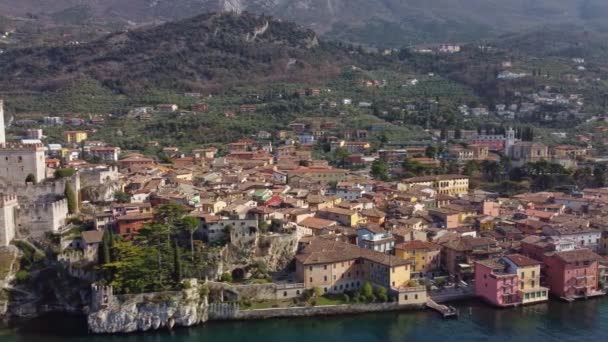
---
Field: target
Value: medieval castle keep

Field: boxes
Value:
[0,99,78,246]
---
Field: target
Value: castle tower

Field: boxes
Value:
[505,127,515,156]
[0,99,5,145]
[0,194,18,246]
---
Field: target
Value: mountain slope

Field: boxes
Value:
[0,12,348,93]
[2,0,608,45]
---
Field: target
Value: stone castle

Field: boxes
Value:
[0,99,78,246]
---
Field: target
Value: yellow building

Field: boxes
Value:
[503,254,548,304]
[398,175,469,196]
[317,207,363,227]
[395,241,441,275]
[295,238,412,294]
[63,130,88,143]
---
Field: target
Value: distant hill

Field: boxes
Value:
[0,12,349,93]
[2,0,608,46]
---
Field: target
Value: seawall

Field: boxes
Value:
[213,302,425,321]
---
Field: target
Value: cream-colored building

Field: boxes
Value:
[503,254,549,305]
[398,175,469,196]
[295,237,413,294]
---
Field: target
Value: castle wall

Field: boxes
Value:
[16,199,69,237]
[0,174,80,203]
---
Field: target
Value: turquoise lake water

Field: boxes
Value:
[2,297,607,341]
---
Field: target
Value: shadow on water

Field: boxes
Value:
[3,297,608,342]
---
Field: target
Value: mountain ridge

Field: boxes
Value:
[0,12,349,93]
[2,0,608,46]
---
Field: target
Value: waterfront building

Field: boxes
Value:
[502,254,549,305]
[295,237,412,294]
[394,240,441,276]
[543,249,603,300]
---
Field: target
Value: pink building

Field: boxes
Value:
[543,249,603,300]
[474,259,520,307]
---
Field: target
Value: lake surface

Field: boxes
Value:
[2,297,608,341]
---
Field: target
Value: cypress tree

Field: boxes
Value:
[173,240,183,284]
[64,183,77,214]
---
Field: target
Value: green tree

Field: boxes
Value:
[180,216,200,260]
[137,223,172,290]
[425,145,437,159]
[54,168,76,179]
[103,240,152,294]
[114,191,131,204]
[331,147,350,167]
[101,231,111,264]
[375,286,388,302]
[371,159,390,181]
[173,240,183,283]
[361,281,374,302]
[64,183,77,214]
[220,272,233,283]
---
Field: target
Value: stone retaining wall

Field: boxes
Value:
[232,302,425,320]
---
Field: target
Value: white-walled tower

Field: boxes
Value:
[0,99,5,144]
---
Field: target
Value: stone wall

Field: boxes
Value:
[16,198,68,237]
[232,302,425,320]
[0,174,80,203]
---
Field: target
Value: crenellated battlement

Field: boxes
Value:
[0,174,80,202]
[91,283,115,311]
[0,142,45,151]
[0,193,17,207]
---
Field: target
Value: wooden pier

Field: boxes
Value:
[426,299,459,319]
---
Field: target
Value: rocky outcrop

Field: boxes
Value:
[221,232,298,273]
[87,280,209,334]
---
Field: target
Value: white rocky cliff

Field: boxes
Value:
[87,280,209,334]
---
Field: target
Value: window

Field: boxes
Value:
[283,292,287,297]
[309,277,312,283]
[309,266,313,271]
[324,265,327,270]
[404,295,408,300]
[324,276,327,281]
[296,290,300,295]
[415,294,418,300]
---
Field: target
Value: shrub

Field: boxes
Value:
[342,293,350,303]
[220,272,233,283]
[54,168,76,179]
[15,270,30,283]
[361,281,374,302]
[199,284,210,297]
[375,286,388,303]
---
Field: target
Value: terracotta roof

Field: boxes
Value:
[117,212,154,221]
[319,207,356,216]
[395,240,440,251]
[504,254,540,267]
[299,217,337,230]
[296,237,409,267]
[553,249,601,264]
[81,230,104,244]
